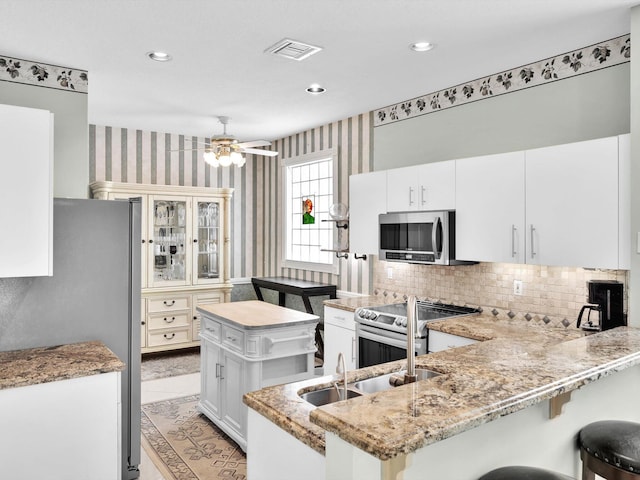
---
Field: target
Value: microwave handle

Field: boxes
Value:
[432,216,442,259]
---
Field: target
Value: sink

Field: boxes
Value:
[299,387,362,407]
[353,369,441,394]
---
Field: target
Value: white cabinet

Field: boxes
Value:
[456,151,525,264]
[428,330,478,353]
[349,171,387,254]
[323,306,357,373]
[525,136,619,269]
[91,182,233,353]
[386,160,455,212]
[0,104,53,278]
[198,302,318,451]
[456,136,627,269]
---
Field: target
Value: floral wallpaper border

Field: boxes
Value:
[0,54,88,93]
[374,34,630,127]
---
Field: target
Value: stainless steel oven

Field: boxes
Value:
[354,301,479,368]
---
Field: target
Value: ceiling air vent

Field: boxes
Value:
[265,38,323,61]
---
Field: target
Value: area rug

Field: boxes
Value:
[141,395,247,480]
[141,349,201,381]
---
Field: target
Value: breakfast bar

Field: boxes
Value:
[244,313,640,480]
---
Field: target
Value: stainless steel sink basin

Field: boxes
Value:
[353,369,441,394]
[299,387,362,407]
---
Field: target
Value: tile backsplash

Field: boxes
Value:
[373,260,628,328]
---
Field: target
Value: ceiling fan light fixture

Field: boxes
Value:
[306,83,326,95]
[230,151,245,167]
[410,42,435,52]
[147,51,173,62]
[203,151,219,167]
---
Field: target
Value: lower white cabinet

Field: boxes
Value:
[428,330,478,353]
[323,306,357,373]
[198,304,318,451]
[0,372,121,479]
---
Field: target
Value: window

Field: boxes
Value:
[282,149,338,274]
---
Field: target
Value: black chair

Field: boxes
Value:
[478,466,575,480]
[578,420,640,480]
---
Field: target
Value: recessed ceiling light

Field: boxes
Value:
[306,84,326,95]
[410,42,435,52]
[147,51,172,62]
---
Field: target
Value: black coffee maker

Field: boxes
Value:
[576,280,625,331]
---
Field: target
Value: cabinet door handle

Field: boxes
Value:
[530,225,536,258]
[149,239,153,244]
[219,364,224,380]
[163,300,175,307]
[409,187,415,205]
[163,333,175,340]
[141,239,146,244]
[421,186,426,206]
[511,225,517,257]
[164,316,175,323]
[193,238,198,243]
[215,363,220,378]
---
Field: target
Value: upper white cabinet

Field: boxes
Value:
[0,104,53,278]
[456,136,626,269]
[456,152,525,264]
[386,160,455,212]
[525,136,619,269]
[349,170,387,254]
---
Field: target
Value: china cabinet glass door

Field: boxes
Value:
[193,199,222,285]
[149,196,189,287]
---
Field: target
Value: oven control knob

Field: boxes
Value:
[368,312,378,320]
[357,309,366,318]
[394,318,402,326]
[401,317,408,327]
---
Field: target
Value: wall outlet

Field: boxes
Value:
[513,280,523,296]
[387,267,393,279]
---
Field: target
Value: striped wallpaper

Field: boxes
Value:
[89,112,374,294]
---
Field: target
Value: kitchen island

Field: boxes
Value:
[244,312,640,480]
[197,300,319,451]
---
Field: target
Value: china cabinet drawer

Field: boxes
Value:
[148,328,191,347]
[201,317,221,341]
[147,312,190,330]
[148,296,191,313]
[222,325,245,353]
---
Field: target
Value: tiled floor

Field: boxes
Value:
[139,372,201,480]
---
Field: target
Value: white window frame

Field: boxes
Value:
[281,148,339,274]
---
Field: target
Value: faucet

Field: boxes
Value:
[335,352,348,400]
[404,295,418,384]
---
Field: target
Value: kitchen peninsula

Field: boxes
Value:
[244,309,640,480]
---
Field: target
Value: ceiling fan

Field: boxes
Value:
[183,116,279,168]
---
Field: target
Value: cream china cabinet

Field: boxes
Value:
[91,182,233,353]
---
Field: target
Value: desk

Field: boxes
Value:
[251,277,337,359]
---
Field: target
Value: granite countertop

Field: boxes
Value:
[243,314,640,460]
[323,296,389,312]
[0,341,125,391]
[198,300,319,329]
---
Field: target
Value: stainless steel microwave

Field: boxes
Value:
[379,210,473,265]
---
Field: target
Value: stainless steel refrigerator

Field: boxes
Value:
[0,198,141,479]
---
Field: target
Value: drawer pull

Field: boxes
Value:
[264,333,314,354]
[164,316,176,323]
[227,336,237,342]
[163,333,176,340]
[163,300,176,307]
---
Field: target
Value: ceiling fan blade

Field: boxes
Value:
[236,140,271,148]
[241,147,279,157]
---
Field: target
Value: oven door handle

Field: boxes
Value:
[357,327,424,351]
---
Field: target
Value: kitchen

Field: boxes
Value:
[1,1,640,479]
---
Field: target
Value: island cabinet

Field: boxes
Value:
[198,300,319,451]
[456,135,627,269]
[386,160,455,213]
[90,182,233,353]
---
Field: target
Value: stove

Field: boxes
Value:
[355,301,480,337]
[354,301,479,368]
